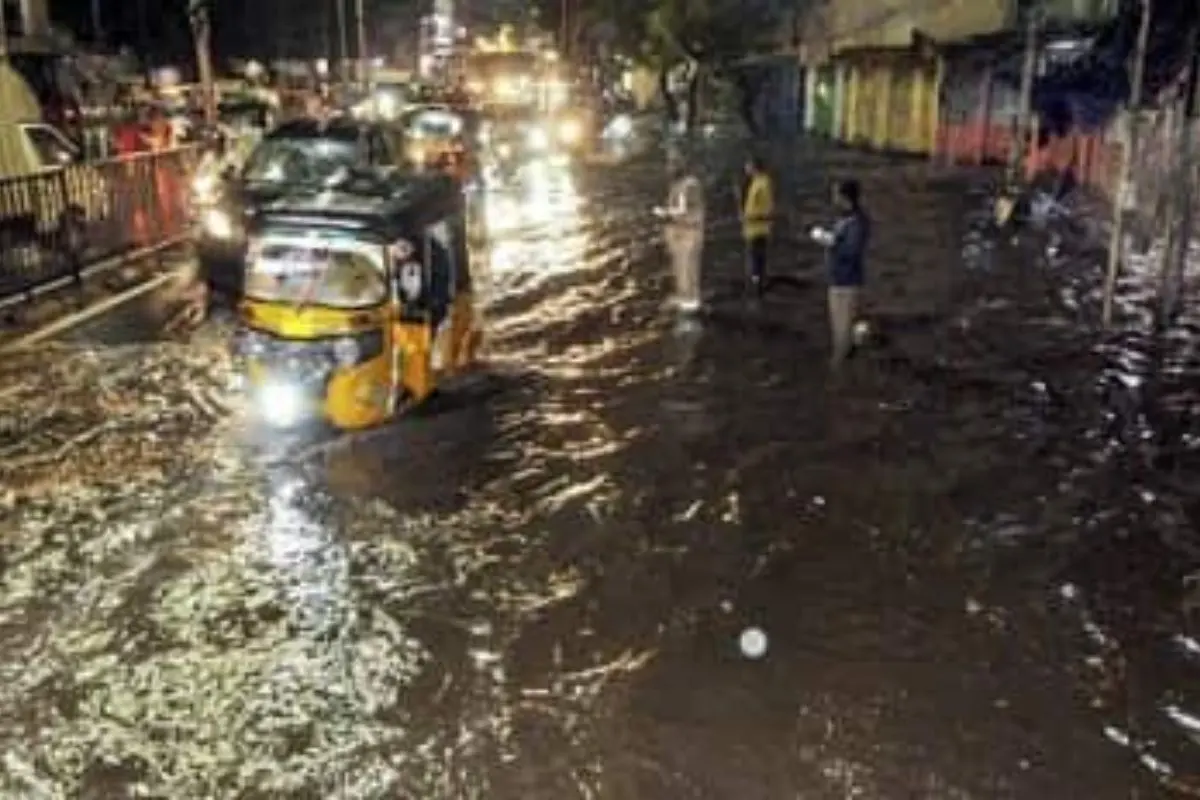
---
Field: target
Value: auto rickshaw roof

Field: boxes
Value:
[266,116,372,142]
[252,168,462,241]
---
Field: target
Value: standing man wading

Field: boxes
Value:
[741,155,774,296]
[660,155,706,312]
[812,179,870,365]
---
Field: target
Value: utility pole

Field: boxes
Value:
[1158,25,1200,328]
[1009,1,1040,188]
[560,0,569,57]
[137,0,151,85]
[188,0,216,126]
[355,0,367,88]
[994,0,1040,225]
[91,0,102,43]
[336,0,348,85]
[1102,0,1153,327]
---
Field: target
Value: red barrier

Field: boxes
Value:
[936,114,1124,202]
[936,122,1018,165]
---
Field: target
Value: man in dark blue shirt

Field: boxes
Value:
[812,179,870,365]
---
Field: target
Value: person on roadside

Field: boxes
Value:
[659,150,705,312]
[112,102,147,157]
[146,107,174,151]
[740,154,774,296]
[811,178,870,366]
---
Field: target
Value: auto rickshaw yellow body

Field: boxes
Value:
[236,171,480,431]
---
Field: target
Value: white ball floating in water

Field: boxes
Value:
[739,627,768,659]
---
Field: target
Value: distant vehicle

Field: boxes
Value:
[237,169,480,430]
[464,51,541,108]
[0,61,109,259]
[398,104,479,181]
[194,116,404,296]
[366,79,418,120]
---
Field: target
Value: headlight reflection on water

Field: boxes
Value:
[263,471,349,639]
[482,158,579,236]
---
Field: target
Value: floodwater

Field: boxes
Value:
[1,130,1199,798]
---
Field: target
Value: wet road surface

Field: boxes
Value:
[2,132,1199,797]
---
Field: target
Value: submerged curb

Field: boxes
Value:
[1,245,194,352]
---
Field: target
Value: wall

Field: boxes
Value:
[2,0,50,43]
[1038,0,1119,23]
[823,0,1011,51]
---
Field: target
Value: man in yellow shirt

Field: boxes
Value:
[741,155,774,295]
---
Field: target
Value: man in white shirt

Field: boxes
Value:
[659,153,705,312]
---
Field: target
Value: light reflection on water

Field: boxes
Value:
[5,139,1200,796]
[966,186,1200,794]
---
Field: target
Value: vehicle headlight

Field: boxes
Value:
[257,380,305,427]
[202,208,235,239]
[527,127,549,149]
[192,172,219,203]
[558,119,581,143]
[605,114,633,139]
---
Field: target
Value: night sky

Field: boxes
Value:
[48,0,430,66]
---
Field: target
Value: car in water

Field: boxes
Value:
[193,116,403,296]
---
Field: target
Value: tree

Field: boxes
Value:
[535,0,787,126]
[645,0,785,127]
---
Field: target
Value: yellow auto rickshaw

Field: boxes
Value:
[400,104,474,182]
[236,169,480,430]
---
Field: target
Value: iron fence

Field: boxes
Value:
[0,145,200,303]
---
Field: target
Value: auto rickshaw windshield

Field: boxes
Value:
[242,138,359,184]
[244,239,388,309]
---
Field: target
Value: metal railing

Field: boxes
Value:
[0,145,200,305]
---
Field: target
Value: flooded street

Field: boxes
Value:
[2,134,1199,797]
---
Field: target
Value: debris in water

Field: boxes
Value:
[739,627,768,659]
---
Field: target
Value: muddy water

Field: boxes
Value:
[0,135,1196,797]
